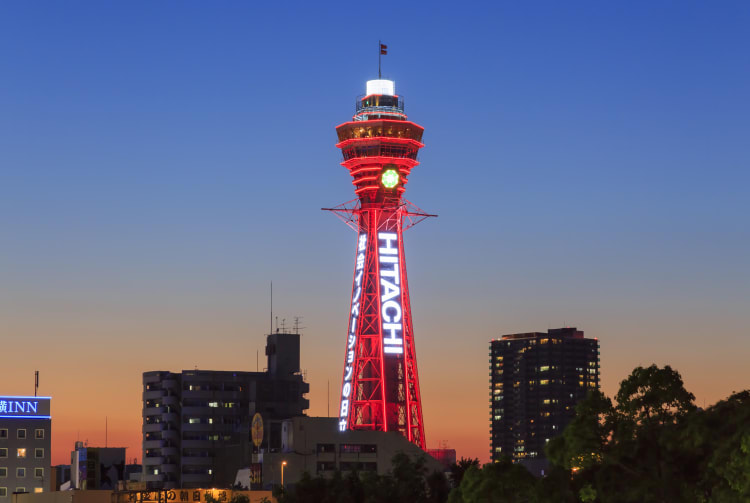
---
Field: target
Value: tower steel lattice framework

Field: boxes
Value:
[325,79,434,449]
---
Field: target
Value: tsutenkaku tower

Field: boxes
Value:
[325,78,434,449]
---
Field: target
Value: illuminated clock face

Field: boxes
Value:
[381,169,400,189]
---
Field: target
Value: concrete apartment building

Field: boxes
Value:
[490,327,600,474]
[142,332,309,489]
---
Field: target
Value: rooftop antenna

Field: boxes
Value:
[378,40,388,79]
[34,371,39,397]
[270,281,273,335]
[293,316,305,335]
[105,416,108,448]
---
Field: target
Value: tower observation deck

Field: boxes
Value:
[326,78,432,449]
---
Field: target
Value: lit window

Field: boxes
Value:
[540,338,548,344]
[34,488,43,493]
[543,399,550,404]
[540,380,549,385]
[154,469,159,475]
[35,430,44,440]
[539,366,549,372]
[17,449,26,459]
[188,418,199,424]
[208,402,219,408]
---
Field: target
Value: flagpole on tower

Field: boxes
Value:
[378,41,387,79]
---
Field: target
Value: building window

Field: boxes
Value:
[0,468,6,478]
[0,488,6,498]
[316,461,335,472]
[16,430,26,440]
[316,444,335,454]
[16,449,26,459]
[34,430,44,440]
[0,449,6,459]
[15,488,25,494]
[340,444,376,454]
[34,469,43,479]
[0,430,7,439]
[34,449,44,459]
[15,468,24,479]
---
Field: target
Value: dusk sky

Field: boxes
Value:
[1,2,749,465]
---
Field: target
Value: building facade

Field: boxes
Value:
[141,332,309,489]
[0,396,51,499]
[235,416,445,490]
[490,328,599,471]
[70,444,127,490]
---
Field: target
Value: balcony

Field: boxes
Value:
[181,456,213,466]
[143,423,165,433]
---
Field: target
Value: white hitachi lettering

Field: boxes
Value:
[378,232,405,358]
[380,278,400,302]
[378,233,398,254]
[379,262,400,283]
[382,300,402,323]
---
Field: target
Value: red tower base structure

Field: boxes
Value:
[326,78,433,449]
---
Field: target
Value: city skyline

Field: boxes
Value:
[2,1,749,467]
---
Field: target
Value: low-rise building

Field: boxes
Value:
[0,396,51,499]
[235,416,445,489]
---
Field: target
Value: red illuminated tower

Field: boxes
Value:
[325,79,434,449]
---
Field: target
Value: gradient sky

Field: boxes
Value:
[1,1,749,466]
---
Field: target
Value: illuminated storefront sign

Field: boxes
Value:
[378,232,403,356]
[0,396,51,419]
[339,233,367,432]
[119,489,271,503]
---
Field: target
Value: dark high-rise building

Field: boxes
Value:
[490,327,599,472]
[141,332,309,489]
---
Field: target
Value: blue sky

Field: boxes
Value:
[1,1,748,461]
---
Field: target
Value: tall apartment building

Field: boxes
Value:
[490,328,599,473]
[142,332,309,489]
[0,396,51,499]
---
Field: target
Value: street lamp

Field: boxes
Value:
[281,461,287,488]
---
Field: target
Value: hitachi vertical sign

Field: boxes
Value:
[378,232,404,355]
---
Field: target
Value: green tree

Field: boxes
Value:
[449,457,480,488]
[449,457,535,503]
